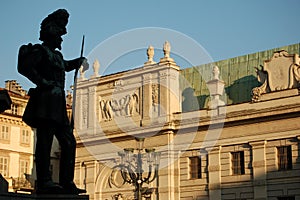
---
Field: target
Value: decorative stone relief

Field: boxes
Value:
[99,91,140,122]
[113,80,124,91]
[152,84,159,114]
[99,99,113,121]
[82,95,88,127]
[252,50,300,102]
[126,93,139,116]
[114,80,124,87]
[159,71,168,80]
[143,74,152,83]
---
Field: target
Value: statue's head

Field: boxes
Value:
[39,9,69,49]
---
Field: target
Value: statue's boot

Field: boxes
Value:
[36,180,64,194]
[61,181,86,194]
[57,127,86,194]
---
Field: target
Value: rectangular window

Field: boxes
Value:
[277,146,292,171]
[21,130,30,144]
[0,125,9,141]
[231,151,245,175]
[0,156,9,177]
[189,156,201,179]
[19,159,29,177]
[11,103,19,115]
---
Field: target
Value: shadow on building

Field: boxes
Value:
[225,75,260,105]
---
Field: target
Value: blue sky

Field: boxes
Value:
[1,0,299,91]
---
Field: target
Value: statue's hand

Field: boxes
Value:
[78,57,89,71]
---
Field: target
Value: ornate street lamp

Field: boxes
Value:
[117,137,161,200]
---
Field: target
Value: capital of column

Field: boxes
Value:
[249,140,267,149]
[206,145,221,154]
[143,73,152,83]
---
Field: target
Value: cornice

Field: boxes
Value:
[0,115,28,126]
[76,95,300,147]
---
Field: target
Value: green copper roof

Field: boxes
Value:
[180,43,300,112]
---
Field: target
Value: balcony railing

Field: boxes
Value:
[11,176,34,193]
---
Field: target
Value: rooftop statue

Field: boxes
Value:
[17,9,89,194]
[147,45,154,62]
[163,41,171,58]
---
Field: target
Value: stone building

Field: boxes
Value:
[73,43,300,200]
[0,81,34,192]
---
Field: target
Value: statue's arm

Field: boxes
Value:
[65,57,89,72]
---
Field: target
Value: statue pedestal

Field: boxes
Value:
[0,193,89,200]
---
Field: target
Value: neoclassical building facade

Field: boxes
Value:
[73,43,300,200]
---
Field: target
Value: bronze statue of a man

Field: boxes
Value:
[18,9,88,194]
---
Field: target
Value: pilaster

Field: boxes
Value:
[88,86,97,135]
[207,146,222,200]
[249,140,267,200]
[74,88,83,131]
[141,73,152,126]
[158,131,180,200]
[157,60,180,122]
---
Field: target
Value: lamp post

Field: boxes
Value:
[117,137,161,200]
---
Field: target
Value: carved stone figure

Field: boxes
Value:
[126,94,139,116]
[147,45,154,62]
[163,41,171,58]
[212,66,220,80]
[17,9,88,194]
[111,99,121,117]
[152,84,159,113]
[119,96,127,116]
[252,50,300,102]
[104,100,113,120]
[99,98,106,121]
[79,65,86,79]
[92,59,100,77]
